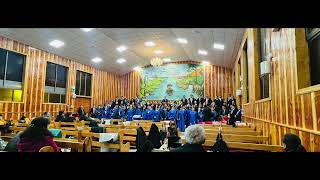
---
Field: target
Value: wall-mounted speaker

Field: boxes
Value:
[260,61,271,76]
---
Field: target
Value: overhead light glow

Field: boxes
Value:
[163,58,171,62]
[198,49,208,55]
[49,40,64,48]
[177,38,188,44]
[133,66,142,71]
[92,57,102,63]
[116,58,127,64]
[81,28,94,32]
[213,43,225,50]
[116,45,127,52]
[144,41,156,47]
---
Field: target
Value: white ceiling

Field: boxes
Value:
[0,28,244,75]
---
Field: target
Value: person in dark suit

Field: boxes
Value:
[78,105,85,118]
[202,106,212,122]
[161,96,169,103]
[228,105,237,126]
[170,125,206,152]
[55,111,65,122]
[62,112,74,122]
[221,105,229,116]
[204,96,212,106]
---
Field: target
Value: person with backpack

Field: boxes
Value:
[148,124,162,149]
[283,134,306,152]
[136,127,153,152]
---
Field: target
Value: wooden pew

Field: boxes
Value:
[53,138,84,152]
[204,133,268,144]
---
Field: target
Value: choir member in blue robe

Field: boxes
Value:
[177,107,187,132]
[211,106,218,121]
[189,107,197,125]
[153,106,161,122]
[168,106,177,121]
[111,105,119,119]
[96,105,103,119]
[118,106,126,119]
[197,107,203,123]
[134,105,143,116]
[126,105,135,121]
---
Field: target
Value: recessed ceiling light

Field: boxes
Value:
[145,41,156,47]
[81,28,94,32]
[198,49,208,55]
[154,50,163,54]
[213,43,225,50]
[116,58,127,64]
[92,57,102,63]
[133,66,142,71]
[163,58,171,62]
[201,61,210,66]
[49,40,64,48]
[177,38,188,44]
[116,45,127,52]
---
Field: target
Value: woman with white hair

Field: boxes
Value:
[170,125,206,152]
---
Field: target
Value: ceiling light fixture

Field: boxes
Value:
[49,40,65,48]
[116,58,127,64]
[150,57,164,66]
[177,38,188,44]
[92,57,102,63]
[198,49,208,55]
[133,66,142,71]
[81,28,94,32]
[116,45,127,52]
[213,43,225,50]
[145,41,156,47]
[154,50,163,54]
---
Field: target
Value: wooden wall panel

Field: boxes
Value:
[0,36,121,120]
[239,28,320,152]
[120,61,234,100]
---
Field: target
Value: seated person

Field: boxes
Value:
[55,111,65,122]
[19,115,27,123]
[283,134,306,152]
[42,112,51,118]
[170,125,206,152]
[16,117,60,152]
[62,112,74,122]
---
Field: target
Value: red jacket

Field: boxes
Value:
[17,136,60,152]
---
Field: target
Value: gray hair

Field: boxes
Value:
[185,125,205,144]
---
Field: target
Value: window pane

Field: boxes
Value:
[49,93,60,103]
[80,72,85,96]
[85,73,91,96]
[75,71,80,95]
[0,49,6,80]
[260,75,269,99]
[6,51,25,82]
[13,89,23,102]
[56,65,67,88]
[44,92,49,103]
[258,28,267,62]
[308,34,320,86]
[0,88,13,101]
[61,94,66,103]
[45,63,56,87]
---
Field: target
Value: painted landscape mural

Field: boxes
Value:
[140,63,204,100]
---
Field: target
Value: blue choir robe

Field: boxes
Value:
[168,109,177,121]
[144,109,154,120]
[111,108,119,119]
[177,110,186,132]
[197,111,203,123]
[189,110,197,125]
[118,108,125,119]
[135,108,142,116]
[153,110,161,122]
[211,110,218,121]
[126,109,135,121]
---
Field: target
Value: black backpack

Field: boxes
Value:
[148,124,161,149]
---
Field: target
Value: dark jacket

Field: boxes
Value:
[4,132,22,152]
[170,143,206,152]
[136,127,153,152]
[55,115,65,122]
[228,108,237,126]
[202,107,212,122]
[211,133,229,152]
[283,134,306,152]
[78,108,85,117]
[148,124,161,149]
[62,116,74,122]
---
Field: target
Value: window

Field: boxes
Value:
[306,28,320,86]
[0,48,25,102]
[76,70,92,97]
[257,28,270,99]
[44,62,68,103]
